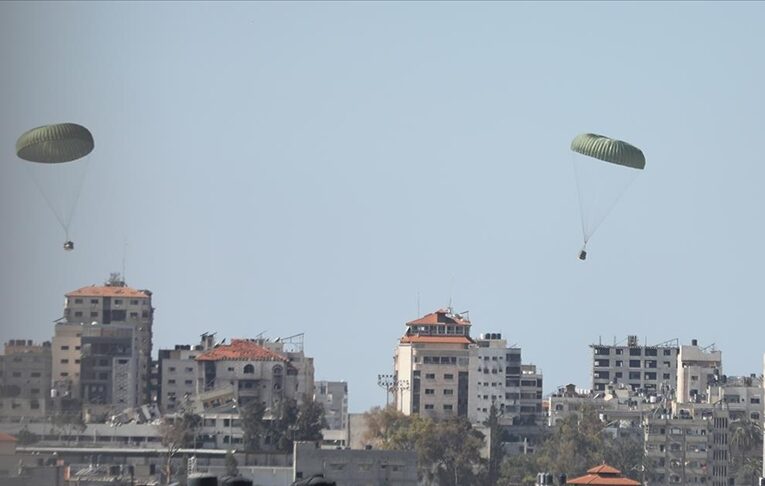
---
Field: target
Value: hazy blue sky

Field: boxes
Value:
[2,2,764,412]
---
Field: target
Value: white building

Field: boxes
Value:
[677,340,722,404]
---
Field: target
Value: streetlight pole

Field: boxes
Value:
[377,374,410,408]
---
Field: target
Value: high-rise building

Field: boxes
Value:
[676,340,722,404]
[394,308,473,419]
[591,336,679,394]
[63,275,153,405]
[314,381,348,431]
[157,334,215,413]
[0,340,52,419]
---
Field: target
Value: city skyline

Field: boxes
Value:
[2,2,765,413]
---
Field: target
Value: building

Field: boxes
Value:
[520,364,544,424]
[79,324,140,420]
[394,308,473,418]
[644,402,732,486]
[676,340,722,404]
[195,338,314,412]
[293,441,418,486]
[591,335,679,394]
[64,276,154,406]
[51,323,83,400]
[157,334,215,413]
[0,340,52,419]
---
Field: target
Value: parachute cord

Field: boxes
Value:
[25,164,68,234]
[572,157,589,244]
[63,155,91,232]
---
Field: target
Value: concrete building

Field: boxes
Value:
[520,364,544,424]
[468,333,518,425]
[394,308,473,419]
[195,338,314,411]
[64,276,154,406]
[643,402,732,486]
[293,441,418,486]
[677,340,722,404]
[157,334,214,413]
[51,323,83,400]
[0,340,52,419]
[79,324,140,420]
[591,335,679,394]
[314,381,348,431]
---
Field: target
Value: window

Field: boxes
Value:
[750,397,761,404]
[185,380,193,385]
[114,299,123,305]
[425,389,434,395]
[61,345,69,350]
[424,404,434,410]
[630,348,642,356]
[629,360,641,368]
[629,372,641,380]
[425,373,435,379]
[664,349,673,356]
[90,298,98,304]
[443,404,453,410]
[645,348,658,356]
[74,298,83,304]
[130,312,138,318]
[74,311,83,317]
[61,359,69,364]
[31,372,41,378]
[615,360,623,367]
[168,379,176,384]
[130,300,139,305]
[91,311,98,317]
[615,372,623,378]
[444,389,454,395]
[61,372,69,377]
[444,373,454,380]
[244,364,254,374]
[228,367,235,372]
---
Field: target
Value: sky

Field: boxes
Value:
[1,2,764,413]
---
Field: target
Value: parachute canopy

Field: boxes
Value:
[571,133,645,170]
[16,123,94,164]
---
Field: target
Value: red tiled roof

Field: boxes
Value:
[400,335,473,345]
[196,339,289,362]
[567,464,640,485]
[66,285,150,299]
[406,308,470,326]
[0,432,17,442]
[588,465,623,475]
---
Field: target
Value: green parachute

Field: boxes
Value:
[16,123,95,251]
[570,133,645,260]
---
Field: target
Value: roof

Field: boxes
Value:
[567,464,640,485]
[0,432,18,442]
[196,339,289,362]
[400,335,473,345]
[406,308,470,326]
[66,285,150,299]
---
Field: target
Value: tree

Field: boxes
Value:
[50,409,86,445]
[241,401,266,451]
[730,418,763,486]
[225,449,239,477]
[362,406,415,449]
[485,403,504,486]
[15,427,39,445]
[160,410,202,484]
[293,397,327,442]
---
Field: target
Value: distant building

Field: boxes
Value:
[63,276,154,406]
[676,339,722,404]
[468,333,543,426]
[644,402,731,486]
[591,335,679,394]
[195,337,314,411]
[79,324,141,420]
[314,381,348,431]
[394,308,473,419]
[293,441,418,486]
[157,333,215,413]
[0,340,52,419]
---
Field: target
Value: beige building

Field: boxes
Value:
[0,340,52,419]
[64,276,154,406]
[591,335,679,394]
[51,323,84,399]
[394,308,473,418]
[677,340,722,404]
[195,338,314,411]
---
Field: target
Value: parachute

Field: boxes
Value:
[570,133,645,260]
[15,123,95,251]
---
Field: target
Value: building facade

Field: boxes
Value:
[591,336,679,394]
[676,340,722,404]
[0,340,52,419]
[394,309,473,419]
[64,277,154,406]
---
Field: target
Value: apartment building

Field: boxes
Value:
[0,340,52,419]
[676,340,722,404]
[157,334,215,413]
[51,323,83,400]
[79,324,140,420]
[520,364,544,424]
[644,402,732,486]
[64,276,154,406]
[314,381,348,430]
[195,338,314,411]
[468,333,519,424]
[394,308,473,419]
[591,336,679,394]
